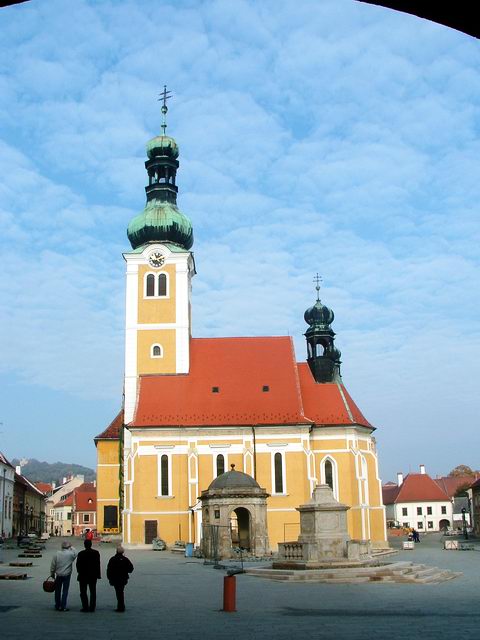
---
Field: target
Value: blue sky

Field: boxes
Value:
[0,0,478,481]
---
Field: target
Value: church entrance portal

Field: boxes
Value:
[230,508,251,550]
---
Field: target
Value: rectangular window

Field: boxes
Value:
[427,506,432,515]
[83,514,90,523]
[402,507,408,516]
[160,454,169,496]
[428,521,433,529]
[441,506,447,515]
[67,512,72,520]
[417,507,422,515]
[104,506,118,529]
[402,522,409,528]
[417,521,423,529]
[274,452,284,494]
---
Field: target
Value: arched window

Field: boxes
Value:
[321,456,338,499]
[146,273,155,297]
[274,452,284,494]
[160,455,169,496]
[325,459,333,490]
[216,454,225,477]
[158,273,167,297]
[151,344,163,358]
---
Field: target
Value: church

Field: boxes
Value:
[95,101,387,550]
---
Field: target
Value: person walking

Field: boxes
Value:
[50,541,77,611]
[76,539,101,612]
[106,546,134,612]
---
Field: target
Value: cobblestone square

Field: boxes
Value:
[1,534,479,640]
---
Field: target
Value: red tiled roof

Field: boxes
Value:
[383,473,450,504]
[34,482,53,494]
[434,475,480,498]
[132,337,309,426]
[130,337,372,429]
[53,493,73,508]
[76,482,96,492]
[95,410,123,441]
[469,477,480,490]
[74,490,96,512]
[297,363,372,427]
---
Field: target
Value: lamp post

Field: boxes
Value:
[1,467,6,538]
[461,508,468,540]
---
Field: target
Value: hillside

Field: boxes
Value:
[11,458,96,485]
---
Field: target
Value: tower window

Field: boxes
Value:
[262,385,270,392]
[216,454,225,477]
[158,273,167,296]
[144,272,169,298]
[151,344,163,358]
[274,452,284,494]
[146,273,155,297]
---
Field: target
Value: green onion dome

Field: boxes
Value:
[127,200,194,250]
[146,135,179,159]
[304,300,335,327]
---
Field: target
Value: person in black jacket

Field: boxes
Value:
[106,545,134,612]
[76,539,101,612]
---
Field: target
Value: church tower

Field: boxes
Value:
[123,95,195,423]
[304,277,342,383]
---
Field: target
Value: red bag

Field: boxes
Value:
[43,576,56,593]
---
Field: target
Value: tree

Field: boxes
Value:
[448,465,475,478]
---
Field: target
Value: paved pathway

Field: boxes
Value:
[1,534,479,639]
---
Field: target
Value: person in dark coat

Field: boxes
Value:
[106,545,134,612]
[76,539,101,612]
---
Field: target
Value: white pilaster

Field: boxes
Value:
[175,259,191,373]
[124,259,139,424]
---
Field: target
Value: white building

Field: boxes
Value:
[383,465,452,533]
[0,453,15,538]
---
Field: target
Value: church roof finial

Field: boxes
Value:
[158,85,173,135]
[313,273,322,302]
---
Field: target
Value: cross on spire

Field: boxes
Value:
[313,273,322,301]
[158,85,173,135]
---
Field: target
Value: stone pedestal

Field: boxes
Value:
[278,484,351,564]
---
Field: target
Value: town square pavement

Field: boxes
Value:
[0,533,479,640]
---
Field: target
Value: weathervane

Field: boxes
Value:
[313,273,322,301]
[158,85,173,135]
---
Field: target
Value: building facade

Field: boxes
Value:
[0,453,15,538]
[96,118,387,550]
[383,467,452,532]
[13,471,46,536]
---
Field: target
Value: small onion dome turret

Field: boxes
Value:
[208,464,260,491]
[127,200,194,250]
[304,300,334,327]
[146,135,179,159]
[325,344,342,362]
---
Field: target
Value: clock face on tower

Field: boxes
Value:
[148,252,165,268]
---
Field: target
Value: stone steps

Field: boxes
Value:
[246,561,461,584]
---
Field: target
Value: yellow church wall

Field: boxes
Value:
[130,513,190,545]
[267,510,300,546]
[311,438,347,451]
[137,264,176,324]
[132,455,158,512]
[137,329,176,374]
[96,440,120,533]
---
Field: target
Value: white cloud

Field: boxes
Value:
[0,0,478,477]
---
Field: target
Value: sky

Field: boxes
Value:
[0,0,479,481]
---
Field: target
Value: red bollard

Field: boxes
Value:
[222,575,236,612]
